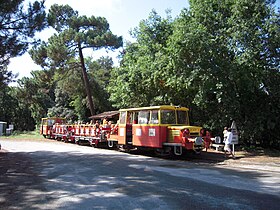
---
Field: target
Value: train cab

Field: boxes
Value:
[108,105,205,155]
[40,117,66,139]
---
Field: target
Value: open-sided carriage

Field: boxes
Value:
[41,105,210,156]
[40,117,66,139]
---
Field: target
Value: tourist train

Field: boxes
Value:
[40,105,212,156]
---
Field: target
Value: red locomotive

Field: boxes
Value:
[41,105,211,156]
[40,117,66,139]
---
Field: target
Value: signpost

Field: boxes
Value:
[230,121,238,154]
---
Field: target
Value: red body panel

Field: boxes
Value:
[74,125,80,136]
[117,125,126,145]
[132,125,167,148]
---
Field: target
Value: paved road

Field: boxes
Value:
[0,139,279,210]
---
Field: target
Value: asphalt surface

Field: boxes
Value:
[0,139,279,210]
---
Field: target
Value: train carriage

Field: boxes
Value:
[107,105,205,155]
[41,105,208,156]
[40,117,66,139]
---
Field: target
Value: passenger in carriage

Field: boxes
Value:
[107,121,112,128]
[94,120,100,128]
[93,120,100,136]
[102,120,112,138]
[111,120,119,134]
[52,123,56,132]
[102,117,108,126]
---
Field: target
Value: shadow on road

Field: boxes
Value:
[0,147,279,210]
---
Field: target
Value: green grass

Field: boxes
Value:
[0,130,43,140]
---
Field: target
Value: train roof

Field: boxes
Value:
[119,105,189,112]
[89,110,119,119]
[41,117,66,120]
[89,106,189,119]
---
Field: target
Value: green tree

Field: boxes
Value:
[50,65,88,121]
[0,66,16,89]
[30,4,122,116]
[108,10,174,108]
[17,69,55,125]
[0,86,35,131]
[88,56,114,112]
[46,56,115,122]
[47,87,78,122]
[0,0,46,84]
[168,0,280,146]
[109,1,279,148]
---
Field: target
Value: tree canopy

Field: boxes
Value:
[0,0,46,68]
[30,4,123,116]
[1,0,279,149]
[108,0,280,148]
[0,0,46,127]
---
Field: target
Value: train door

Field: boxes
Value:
[132,109,164,148]
[126,111,133,145]
[40,118,47,136]
[118,111,126,145]
[117,111,134,145]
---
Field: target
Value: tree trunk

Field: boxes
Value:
[78,43,95,116]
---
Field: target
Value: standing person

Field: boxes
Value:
[223,127,228,143]
[224,128,235,159]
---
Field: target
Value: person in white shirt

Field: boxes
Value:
[223,127,228,142]
[224,128,235,159]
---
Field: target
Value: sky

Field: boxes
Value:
[8,0,189,80]
[8,0,280,81]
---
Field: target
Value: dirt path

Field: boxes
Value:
[0,138,279,209]
[0,149,46,209]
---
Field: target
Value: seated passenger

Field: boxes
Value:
[111,120,119,134]
[102,117,108,126]
[93,120,100,136]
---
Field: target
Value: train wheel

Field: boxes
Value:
[193,149,202,155]
[155,147,171,157]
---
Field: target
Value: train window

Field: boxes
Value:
[150,110,159,124]
[177,110,188,124]
[133,112,139,124]
[127,112,133,124]
[119,112,126,124]
[138,111,150,124]
[161,110,176,124]
[47,119,55,126]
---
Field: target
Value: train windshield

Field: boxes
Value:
[138,111,150,124]
[177,110,189,125]
[161,110,176,124]
[47,119,56,126]
[119,112,126,124]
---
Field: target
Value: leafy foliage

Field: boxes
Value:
[0,0,46,130]
[0,0,46,67]
[0,86,35,131]
[30,4,122,115]
[1,1,279,149]
[17,69,55,125]
[108,1,280,148]
[108,10,175,108]
[173,0,280,147]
